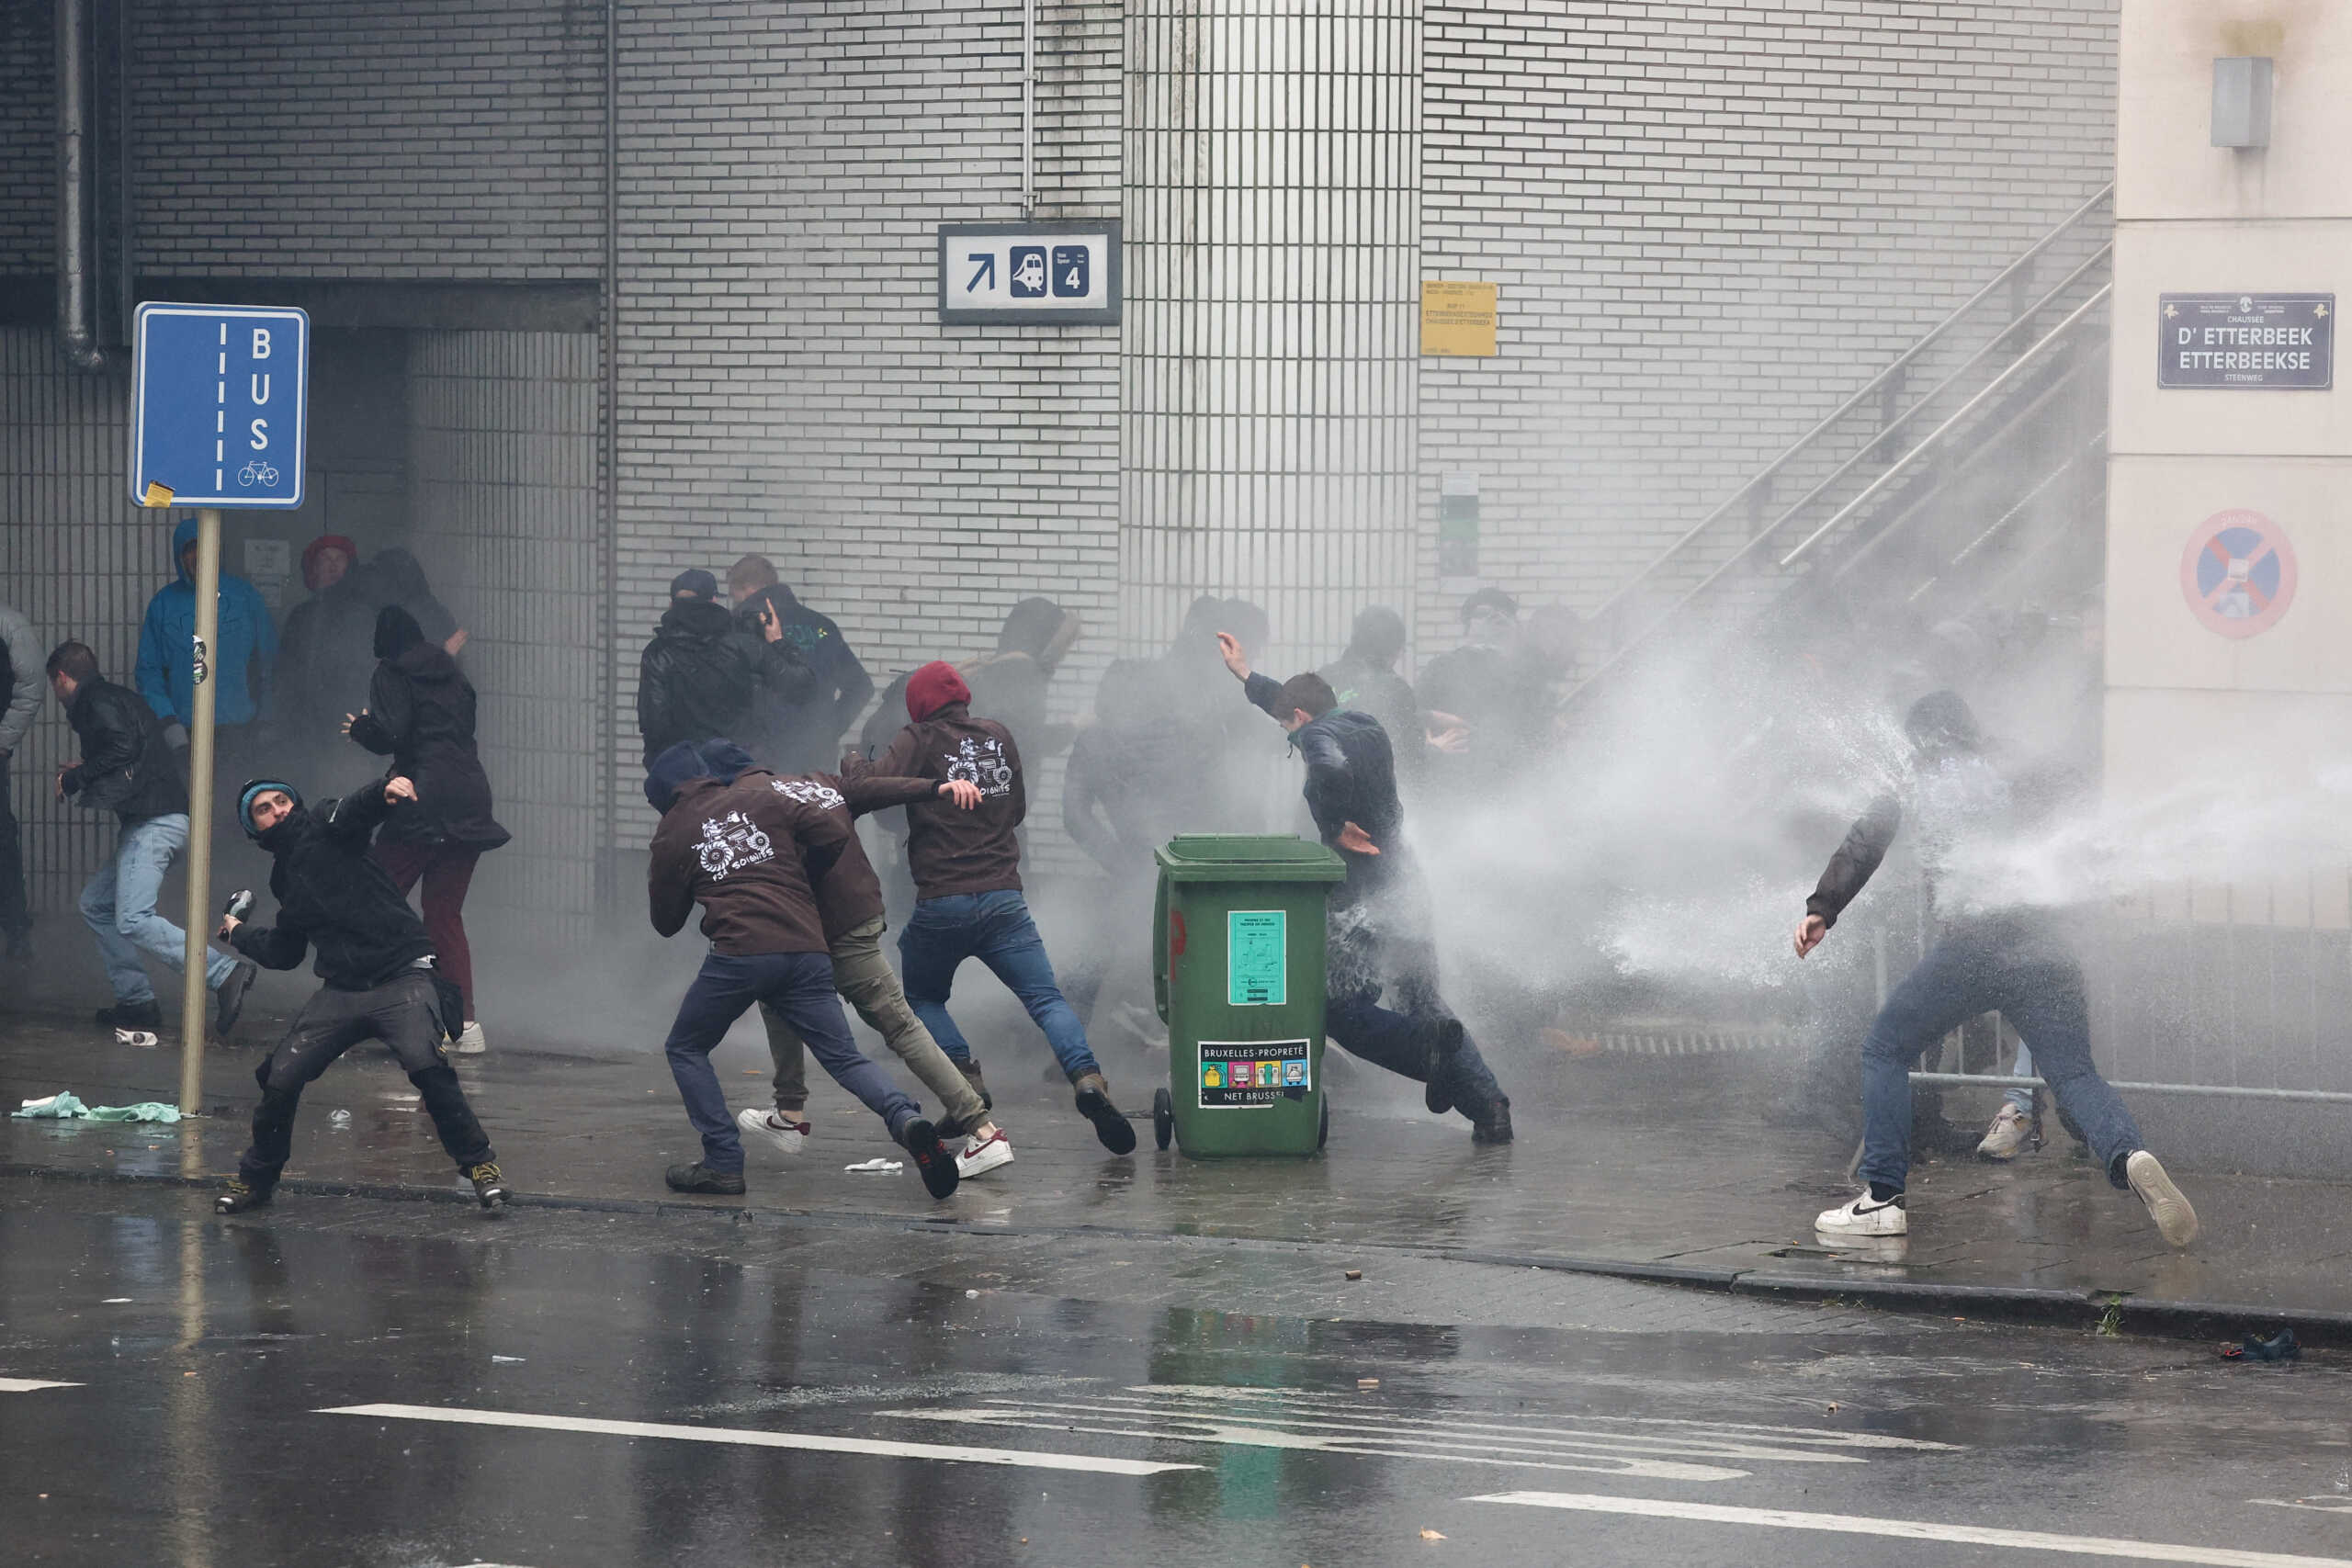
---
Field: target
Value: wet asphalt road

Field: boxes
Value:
[6,1178,2352,1568]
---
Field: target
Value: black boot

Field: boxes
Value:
[1423,1018,1464,1115]
[215,1175,275,1214]
[900,1118,961,1200]
[665,1163,746,1195]
[1072,1072,1137,1155]
[96,999,163,1030]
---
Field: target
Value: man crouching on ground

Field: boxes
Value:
[215,774,508,1214]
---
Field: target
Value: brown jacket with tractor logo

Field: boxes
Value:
[844,703,1026,899]
[648,771,850,956]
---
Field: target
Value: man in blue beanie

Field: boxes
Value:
[213,773,507,1215]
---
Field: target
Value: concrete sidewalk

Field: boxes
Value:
[4,1005,2347,1336]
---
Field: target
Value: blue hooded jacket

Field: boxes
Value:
[136,516,279,732]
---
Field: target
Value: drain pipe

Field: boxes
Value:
[55,0,112,371]
[1021,0,1035,217]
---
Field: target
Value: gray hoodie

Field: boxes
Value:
[0,601,42,755]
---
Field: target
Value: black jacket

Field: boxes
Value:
[275,579,379,749]
[347,642,511,851]
[1245,674,1405,901]
[1317,650,1422,786]
[638,597,815,765]
[732,584,874,773]
[1062,716,1197,878]
[231,784,438,990]
[62,676,187,825]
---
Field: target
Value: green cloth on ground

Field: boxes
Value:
[13,1092,182,1123]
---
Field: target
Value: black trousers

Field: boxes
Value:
[237,970,493,1187]
[0,751,28,941]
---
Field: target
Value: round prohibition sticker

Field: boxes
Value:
[2180,508,2297,638]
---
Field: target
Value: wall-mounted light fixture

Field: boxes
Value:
[2211,56,2273,148]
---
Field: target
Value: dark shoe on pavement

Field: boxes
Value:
[900,1118,961,1200]
[1471,1098,1514,1145]
[215,1177,274,1215]
[664,1162,746,1195]
[1423,1018,1464,1115]
[956,1058,994,1112]
[468,1161,510,1211]
[1072,1074,1138,1155]
[96,999,163,1031]
[215,958,259,1036]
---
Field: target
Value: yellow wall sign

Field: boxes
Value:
[1421,281,1498,356]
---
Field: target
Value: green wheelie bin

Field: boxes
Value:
[1150,833,1349,1156]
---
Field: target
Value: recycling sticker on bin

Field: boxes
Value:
[1199,1040,1312,1110]
[1227,910,1287,1006]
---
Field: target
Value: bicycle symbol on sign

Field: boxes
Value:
[237,461,280,488]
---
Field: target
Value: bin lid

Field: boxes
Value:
[1153,833,1348,884]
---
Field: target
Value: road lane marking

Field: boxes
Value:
[887,1386,1948,1482]
[1470,1491,2352,1567]
[0,1377,82,1393]
[319,1403,1201,1476]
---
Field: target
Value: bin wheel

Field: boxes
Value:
[1152,1087,1174,1151]
[1317,1096,1329,1151]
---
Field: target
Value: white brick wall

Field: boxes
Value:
[130,0,605,280]
[611,0,1125,864]
[1413,0,2118,664]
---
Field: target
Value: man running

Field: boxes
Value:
[216,774,507,1214]
[646,741,963,1198]
[1217,634,1513,1141]
[845,661,1138,1156]
[1795,691,2196,1246]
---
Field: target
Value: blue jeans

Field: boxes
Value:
[2005,1040,2037,1113]
[78,814,235,1005]
[1860,916,2141,1193]
[897,890,1100,1083]
[663,950,920,1172]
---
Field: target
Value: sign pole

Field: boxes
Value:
[177,507,222,1114]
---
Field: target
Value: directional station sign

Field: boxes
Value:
[130,302,309,508]
[938,221,1121,325]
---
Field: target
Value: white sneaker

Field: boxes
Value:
[1976,1102,2032,1160]
[455,1021,488,1055]
[2125,1150,2199,1248]
[1816,1190,1908,1236]
[956,1131,1015,1179]
[737,1107,809,1157]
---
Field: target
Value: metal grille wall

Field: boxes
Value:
[1120,0,1422,671]
[407,331,602,947]
[0,327,162,919]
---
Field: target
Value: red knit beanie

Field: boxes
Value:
[905,660,971,721]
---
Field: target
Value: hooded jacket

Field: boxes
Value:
[962,599,1083,761]
[346,608,511,851]
[845,701,1026,899]
[230,784,438,990]
[61,675,187,825]
[360,547,459,649]
[1319,613,1422,789]
[1062,659,1196,877]
[639,596,816,765]
[1244,672,1405,902]
[136,516,278,733]
[647,769,854,955]
[274,536,379,746]
[0,599,43,755]
[731,582,876,772]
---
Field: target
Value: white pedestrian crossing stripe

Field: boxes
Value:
[1470,1492,2352,1568]
[319,1403,1201,1476]
[879,1383,1958,1483]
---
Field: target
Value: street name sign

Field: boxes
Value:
[938,221,1121,325]
[2157,292,2333,389]
[130,302,310,507]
